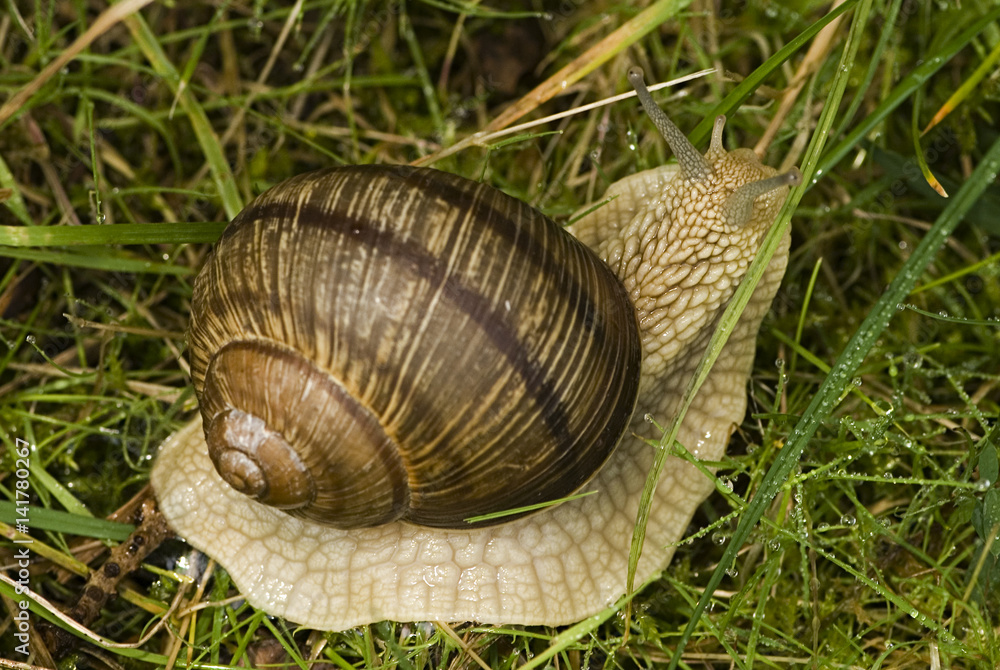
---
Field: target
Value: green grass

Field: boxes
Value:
[2,1,999,668]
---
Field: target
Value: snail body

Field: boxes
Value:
[152,69,800,628]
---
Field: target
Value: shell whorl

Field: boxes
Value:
[188,165,641,529]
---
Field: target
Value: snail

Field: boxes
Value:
[151,68,800,629]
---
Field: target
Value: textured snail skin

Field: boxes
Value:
[152,103,795,629]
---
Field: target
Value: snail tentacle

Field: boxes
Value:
[709,115,727,157]
[627,67,714,182]
[720,168,802,228]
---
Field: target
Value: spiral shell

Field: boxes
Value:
[187,164,641,530]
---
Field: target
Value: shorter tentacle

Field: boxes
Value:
[709,115,727,155]
[721,168,802,228]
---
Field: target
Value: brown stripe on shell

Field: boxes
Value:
[246,167,612,339]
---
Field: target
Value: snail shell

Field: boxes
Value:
[188,164,641,529]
